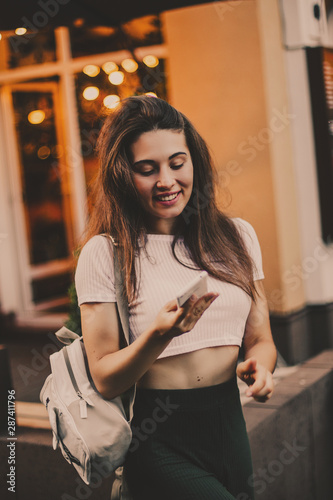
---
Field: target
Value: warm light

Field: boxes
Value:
[28,110,45,125]
[145,92,157,98]
[73,18,85,28]
[0,34,2,41]
[143,55,159,68]
[102,62,118,74]
[121,58,138,73]
[37,146,51,160]
[83,86,99,100]
[15,27,27,36]
[108,71,124,85]
[103,95,120,109]
[83,64,100,77]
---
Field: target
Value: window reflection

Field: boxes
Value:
[12,90,70,265]
[8,30,56,68]
[69,15,163,58]
[75,55,167,210]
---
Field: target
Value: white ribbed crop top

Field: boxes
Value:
[75,218,265,359]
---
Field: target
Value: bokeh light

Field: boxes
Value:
[102,62,118,74]
[37,146,51,160]
[15,27,27,36]
[83,65,100,77]
[103,95,120,109]
[121,58,138,73]
[108,71,124,85]
[28,110,45,125]
[83,86,100,100]
[143,55,159,68]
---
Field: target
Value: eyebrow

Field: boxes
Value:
[133,151,187,167]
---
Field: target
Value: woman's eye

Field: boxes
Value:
[140,170,154,176]
[171,163,184,169]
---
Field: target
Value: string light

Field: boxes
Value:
[103,95,120,109]
[15,27,27,36]
[108,71,124,85]
[28,110,45,124]
[102,62,118,74]
[83,86,99,100]
[143,55,159,68]
[83,65,100,77]
[121,58,138,73]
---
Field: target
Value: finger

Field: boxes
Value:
[252,384,274,402]
[241,373,256,386]
[245,372,265,396]
[254,379,274,399]
[253,394,270,403]
[243,357,257,372]
[179,294,218,330]
[176,295,197,322]
[165,299,180,312]
[247,378,273,398]
[237,359,257,380]
[195,292,219,305]
[190,293,219,316]
[252,372,274,395]
[182,294,197,308]
[179,294,197,315]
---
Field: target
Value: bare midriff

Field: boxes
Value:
[136,344,240,389]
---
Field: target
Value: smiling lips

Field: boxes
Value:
[153,191,181,205]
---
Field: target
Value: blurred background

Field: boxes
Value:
[0,1,333,498]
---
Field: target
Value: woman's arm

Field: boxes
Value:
[81,292,218,400]
[236,280,277,402]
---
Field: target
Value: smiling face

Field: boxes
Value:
[130,129,194,234]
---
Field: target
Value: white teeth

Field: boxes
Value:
[156,192,179,201]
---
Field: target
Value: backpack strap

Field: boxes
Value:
[101,234,136,421]
[100,234,129,345]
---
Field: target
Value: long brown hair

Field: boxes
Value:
[78,95,259,303]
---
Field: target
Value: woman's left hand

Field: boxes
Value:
[236,357,274,402]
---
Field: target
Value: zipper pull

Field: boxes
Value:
[77,391,88,419]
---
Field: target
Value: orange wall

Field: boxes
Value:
[162,0,305,313]
[162,0,304,313]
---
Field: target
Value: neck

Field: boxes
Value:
[146,216,178,235]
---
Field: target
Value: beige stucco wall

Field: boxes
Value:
[162,0,305,314]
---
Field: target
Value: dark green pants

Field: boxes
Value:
[124,374,255,500]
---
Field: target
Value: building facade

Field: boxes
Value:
[1,0,333,364]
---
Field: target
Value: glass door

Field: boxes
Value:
[9,82,74,313]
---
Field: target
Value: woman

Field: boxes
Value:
[75,95,277,500]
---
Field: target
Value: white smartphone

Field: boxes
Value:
[176,271,208,307]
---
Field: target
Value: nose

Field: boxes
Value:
[156,166,175,190]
